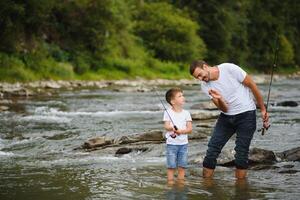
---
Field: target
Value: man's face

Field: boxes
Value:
[192,66,210,82]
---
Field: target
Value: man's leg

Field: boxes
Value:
[234,110,256,179]
[203,114,235,178]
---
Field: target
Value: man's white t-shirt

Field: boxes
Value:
[163,109,192,145]
[201,63,256,115]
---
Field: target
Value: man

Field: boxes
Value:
[189,60,269,179]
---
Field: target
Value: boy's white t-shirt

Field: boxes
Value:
[201,63,256,115]
[163,109,192,145]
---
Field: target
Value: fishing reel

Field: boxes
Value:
[170,125,178,138]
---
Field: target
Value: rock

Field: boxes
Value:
[0,106,9,111]
[115,147,132,155]
[190,102,217,110]
[276,101,298,107]
[83,137,112,149]
[113,86,151,93]
[0,99,13,104]
[114,130,164,145]
[115,147,148,156]
[249,148,277,164]
[250,164,280,170]
[191,110,219,120]
[278,170,299,174]
[276,147,300,162]
[252,75,267,84]
[282,164,294,169]
[44,81,61,89]
[134,130,164,141]
[82,130,164,150]
[189,129,209,140]
[114,136,139,145]
[217,147,277,168]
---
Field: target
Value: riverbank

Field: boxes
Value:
[1,73,299,99]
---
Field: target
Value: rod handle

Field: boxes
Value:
[261,128,265,135]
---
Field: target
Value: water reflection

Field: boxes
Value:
[234,179,251,200]
[164,176,265,200]
[202,177,264,200]
[166,180,188,200]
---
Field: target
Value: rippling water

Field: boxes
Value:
[0,78,299,200]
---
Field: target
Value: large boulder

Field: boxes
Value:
[217,147,277,168]
[249,147,277,164]
[276,147,300,162]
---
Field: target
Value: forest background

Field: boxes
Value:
[0,0,299,82]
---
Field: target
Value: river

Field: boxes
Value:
[0,77,299,200]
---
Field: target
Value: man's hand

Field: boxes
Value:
[261,110,270,129]
[208,89,222,99]
[209,89,228,112]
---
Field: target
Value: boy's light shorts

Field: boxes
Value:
[166,144,188,168]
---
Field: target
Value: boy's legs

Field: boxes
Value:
[177,167,185,180]
[177,144,188,180]
[166,144,177,182]
[234,110,256,179]
[167,168,175,183]
[203,114,235,178]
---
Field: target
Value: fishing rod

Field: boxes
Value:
[261,35,279,135]
[153,88,178,138]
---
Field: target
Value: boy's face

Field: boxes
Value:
[171,92,185,106]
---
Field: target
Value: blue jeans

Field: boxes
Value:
[166,144,188,168]
[203,110,256,169]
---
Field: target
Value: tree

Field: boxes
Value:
[134,2,206,62]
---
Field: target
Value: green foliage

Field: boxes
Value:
[278,35,294,67]
[0,0,299,83]
[0,53,36,82]
[134,2,206,62]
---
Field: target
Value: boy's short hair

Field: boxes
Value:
[165,87,183,105]
[189,60,206,75]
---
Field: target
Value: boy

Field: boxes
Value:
[163,87,192,184]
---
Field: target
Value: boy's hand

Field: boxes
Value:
[174,129,184,135]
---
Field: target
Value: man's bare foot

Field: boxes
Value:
[235,169,247,179]
[203,167,214,178]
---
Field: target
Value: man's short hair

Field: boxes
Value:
[165,87,183,105]
[189,60,206,75]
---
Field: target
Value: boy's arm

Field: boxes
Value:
[174,121,192,135]
[164,121,175,132]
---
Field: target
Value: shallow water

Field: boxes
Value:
[0,78,299,199]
